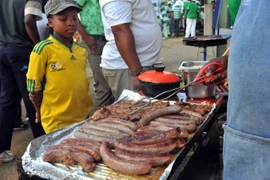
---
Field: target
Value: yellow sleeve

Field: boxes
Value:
[27,40,51,93]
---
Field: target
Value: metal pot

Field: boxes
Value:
[138,66,182,98]
[179,61,216,99]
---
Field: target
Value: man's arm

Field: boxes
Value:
[24,14,40,44]
[111,23,142,90]
[77,21,97,52]
[24,0,42,44]
[111,23,142,75]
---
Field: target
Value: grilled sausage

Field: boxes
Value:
[131,127,180,145]
[95,122,135,136]
[149,120,197,133]
[138,125,189,139]
[43,148,74,166]
[96,117,138,130]
[180,110,204,120]
[175,138,186,149]
[72,152,96,172]
[74,131,115,147]
[162,115,202,125]
[154,117,197,125]
[163,115,191,120]
[100,142,152,175]
[81,122,122,134]
[48,144,100,161]
[134,130,160,137]
[115,150,171,166]
[60,138,101,149]
[114,138,177,154]
[139,106,182,126]
[80,126,130,139]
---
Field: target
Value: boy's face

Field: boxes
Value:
[48,7,79,39]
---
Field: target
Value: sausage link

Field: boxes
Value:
[114,138,177,154]
[138,125,189,139]
[80,126,130,139]
[42,148,74,166]
[96,122,135,136]
[139,106,182,126]
[96,117,138,130]
[74,131,115,148]
[49,144,100,161]
[115,150,171,166]
[131,127,180,145]
[60,138,101,149]
[73,152,96,172]
[154,117,197,125]
[150,120,197,133]
[100,142,152,175]
[81,122,122,134]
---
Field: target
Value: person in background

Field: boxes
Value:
[0,0,46,163]
[13,106,28,131]
[151,0,163,28]
[172,0,183,37]
[194,1,270,179]
[227,0,241,29]
[161,1,170,39]
[184,0,199,38]
[182,0,192,32]
[37,0,53,40]
[99,0,162,100]
[76,0,114,113]
[27,0,93,134]
[165,1,173,36]
[13,0,51,132]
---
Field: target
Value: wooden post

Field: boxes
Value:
[204,0,214,35]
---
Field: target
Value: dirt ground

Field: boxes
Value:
[0,37,217,180]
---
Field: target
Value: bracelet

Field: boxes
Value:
[130,72,142,77]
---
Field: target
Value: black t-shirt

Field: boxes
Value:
[0,0,42,47]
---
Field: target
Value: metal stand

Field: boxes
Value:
[202,47,207,61]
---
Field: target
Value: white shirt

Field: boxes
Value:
[99,0,162,69]
[173,0,184,13]
[37,13,49,40]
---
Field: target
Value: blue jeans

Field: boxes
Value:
[223,1,270,179]
[0,46,45,153]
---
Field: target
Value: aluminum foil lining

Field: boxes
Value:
[22,89,216,180]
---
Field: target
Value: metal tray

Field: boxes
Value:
[22,90,216,180]
[183,34,231,47]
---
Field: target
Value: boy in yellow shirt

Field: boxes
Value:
[27,0,93,134]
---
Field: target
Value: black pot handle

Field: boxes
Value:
[153,64,166,72]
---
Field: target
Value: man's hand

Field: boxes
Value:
[84,35,97,53]
[131,76,141,91]
[194,55,228,86]
[77,21,97,53]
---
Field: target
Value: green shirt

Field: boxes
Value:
[186,2,199,19]
[183,1,191,10]
[227,0,241,26]
[173,5,182,19]
[76,0,104,35]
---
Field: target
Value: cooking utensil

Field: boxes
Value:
[129,62,223,114]
[138,66,182,98]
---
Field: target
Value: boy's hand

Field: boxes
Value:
[35,112,41,123]
[29,91,43,123]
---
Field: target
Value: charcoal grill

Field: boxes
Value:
[19,93,224,180]
[183,34,231,61]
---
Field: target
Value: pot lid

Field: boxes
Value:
[138,66,181,83]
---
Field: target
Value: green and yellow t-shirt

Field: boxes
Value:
[27,35,93,134]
